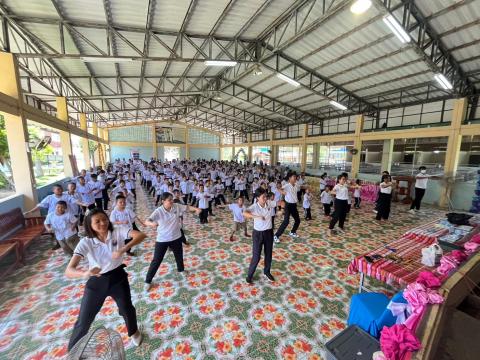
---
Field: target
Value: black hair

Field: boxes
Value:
[162,192,173,202]
[419,166,426,171]
[381,174,391,182]
[382,170,390,175]
[68,182,76,187]
[83,208,113,238]
[356,179,361,185]
[337,174,346,182]
[254,187,267,198]
[341,172,349,179]
[53,184,63,190]
[90,174,98,179]
[115,194,126,201]
[56,200,67,208]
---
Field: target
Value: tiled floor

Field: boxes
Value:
[0,185,444,359]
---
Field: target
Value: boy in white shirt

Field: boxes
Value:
[303,188,312,220]
[44,201,79,256]
[196,184,211,224]
[110,195,145,255]
[228,197,249,242]
[320,185,333,217]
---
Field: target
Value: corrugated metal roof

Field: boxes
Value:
[4,0,478,132]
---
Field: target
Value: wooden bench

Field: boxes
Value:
[0,207,46,265]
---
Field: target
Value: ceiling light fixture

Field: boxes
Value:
[329,100,348,111]
[80,56,135,62]
[434,73,453,90]
[350,0,372,14]
[204,60,238,67]
[276,73,300,87]
[383,14,411,43]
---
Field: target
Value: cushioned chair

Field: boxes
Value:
[347,291,408,338]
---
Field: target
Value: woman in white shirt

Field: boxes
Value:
[409,166,429,213]
[65,208,146,351]
[376,175,393,221]
[243,188,280,284]
[144,192,201,289]
[327,174,350,236]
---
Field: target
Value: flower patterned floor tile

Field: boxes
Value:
[0,186,445,360]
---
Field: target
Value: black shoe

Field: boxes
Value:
[264,273,275,282]
[52,243,61,250]
[246,276,253,284]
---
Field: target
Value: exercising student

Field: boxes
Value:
[243,188,278,284]
[66,208,146,351]
[144,192,201,291]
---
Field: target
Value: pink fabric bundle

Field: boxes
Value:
[415,271,441,289]
[403,282,443,331]
[464,241,480,254]
[470,234,480,244]
[450,250,467,263]
[436,254,458,276]
[360,184,380,203]
[380,324,421,360]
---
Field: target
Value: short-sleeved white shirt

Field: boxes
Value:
[333,184,349,200]
[148,204,187,242]
[110,207,136,228]
[196,192,210,209]
[74,227,131,274]
[415,173,428,189]
[229,203,245,223]
[303,193,312,209]
[247,201,276,231]
[45,212,77,240]
[283,183,299,203]
[39,194,73,214]
[380,183,393,194]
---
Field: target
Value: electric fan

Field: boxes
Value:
[67,326,125,360]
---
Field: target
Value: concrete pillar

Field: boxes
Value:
[381,139,394,173]
[440,98,467,207]
[301,124,308,172]
[247,133,252,162]
[152,124,157,159]
[0,52,38,211]
[103,128,110,163]
[269,129,275,165]
[351,114,364,178]
[79,113,90,169]
[312,143,319,169]
[55,97,74,177]
[185,126,190,160]
[92,122,100,167]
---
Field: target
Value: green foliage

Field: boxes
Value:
[0,117,9,166]
[28,124,54,162]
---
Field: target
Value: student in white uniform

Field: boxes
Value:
[243,188,279,284]
[44,201,79,256]
[303,188,312,220]
[409,166,429,213]
[376,174,393,221]
[320,185,333,217]
[144,192,201,290]
[228,197,249,242]
[327,174,350,236]
[319,173,328,193]
[274,172,306,243]
[66,208,146,351]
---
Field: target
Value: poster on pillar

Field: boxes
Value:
[154,125,185,143]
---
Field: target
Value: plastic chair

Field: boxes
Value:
[347,291,408,338]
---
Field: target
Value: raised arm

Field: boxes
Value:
[113,230,147,258]
[65,255,101,279]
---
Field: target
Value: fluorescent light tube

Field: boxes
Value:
[383,15,411,43]
[350,0,372,14]
[204,60,238,67]
[276,73,300,87]
[80,56,134,62]
[434,74,453,90]
[329,100,348,111]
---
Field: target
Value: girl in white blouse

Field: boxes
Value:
[66,208,146,351]
[376,174,393,221]
[327,174,350,236]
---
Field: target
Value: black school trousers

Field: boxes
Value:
[145,237,184,284]
[247,229,273,279]
[376,192,392,220]
[275,202,300,238]
[410,187,426,210]
[329,198,348,230]
[68,265,138,351]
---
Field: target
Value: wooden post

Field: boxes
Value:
[79,113,90,169]
[351,114,364,178]
[55,96,74,177]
